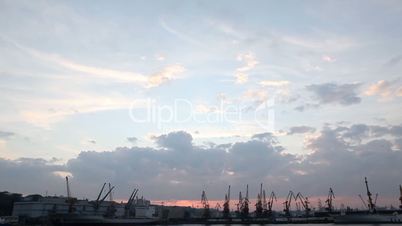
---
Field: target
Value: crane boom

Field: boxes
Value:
[96,183,106,202]
[364,177,376,212]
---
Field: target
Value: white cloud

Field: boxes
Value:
[364,79,402,100]
[18,93,149,128]
[155,53,166,61]
[147,64,185,88]
[5,37,185,88]
[234,52,258,84]
[322,55,336,63]
[259,80,289,87]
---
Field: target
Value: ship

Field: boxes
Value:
[334,212,402,224]
[49,214,158,226]
[334,177,402,224]
[12,179,160,226]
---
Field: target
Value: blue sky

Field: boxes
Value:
[1,0,402,205]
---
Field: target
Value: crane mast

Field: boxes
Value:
[240,184,250,218]
[65,177,76,213]
[201,190,210,218]
[223,185,231,218]
[255,183,263,217]
[237,191,243,214]
[399,185,402,209]
[325,188,335,212]
[66,176,71,199]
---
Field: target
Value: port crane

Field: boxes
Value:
[262,190,267,215]
[359,177,377,213]
[399,185,402,209]
[255,183,263,217]
[222,185,231,218]
[201,190,210,218]
[295,192,311,216]
[105,183,117,217]
[93,183,115,211]
[236,191,243,214]
[267,191,277,215]
[240,184,250,218]
[65,177,77,213]
[283,191,297,217]
[125,188,139,217]
[325,188,335,212]
[215,203,221,211]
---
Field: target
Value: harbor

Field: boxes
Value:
[1,177,402,225]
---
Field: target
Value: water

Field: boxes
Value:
[155,225,387,226]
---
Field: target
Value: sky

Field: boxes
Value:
[1,0,402,209]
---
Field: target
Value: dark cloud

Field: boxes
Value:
[287,126,316,135]
[0,131,15,139]
[0,158,66,195]
[1,127,402,204]
[306,82,362,106]
[88,140,96,144]
[126,136,138,144]
[153,131,193,151]
[291,125,402,198]
[294,103,319,112]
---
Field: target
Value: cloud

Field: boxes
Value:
[234,52,258,84]
[1,126,402,204]
[281,33,356,52]
[4,37,185,88]
[17,93,147,128]
[88,140,96,144]
[306,82,362,106]
[321,55,336,63]
[0,158,66,195]
[127,137,138,144]
[159,18,204,47]
[287,126,316,135]
[259,80,289,87]
[292,124,402,197]
[294,103,320,112]
[364,79,402,100]
[153,131,193,151]
[146,64,186,88]
[0,131,15,139]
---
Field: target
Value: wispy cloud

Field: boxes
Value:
[2,36,185,88]
[18,93,150,128]
[147,64,185,88]
[159,18,205,47]
[364,79,402,100]
[259,80,289,87]
[234,52,258,84]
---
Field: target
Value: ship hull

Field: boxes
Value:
[50,214,158,226]
[334,213,402,224]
